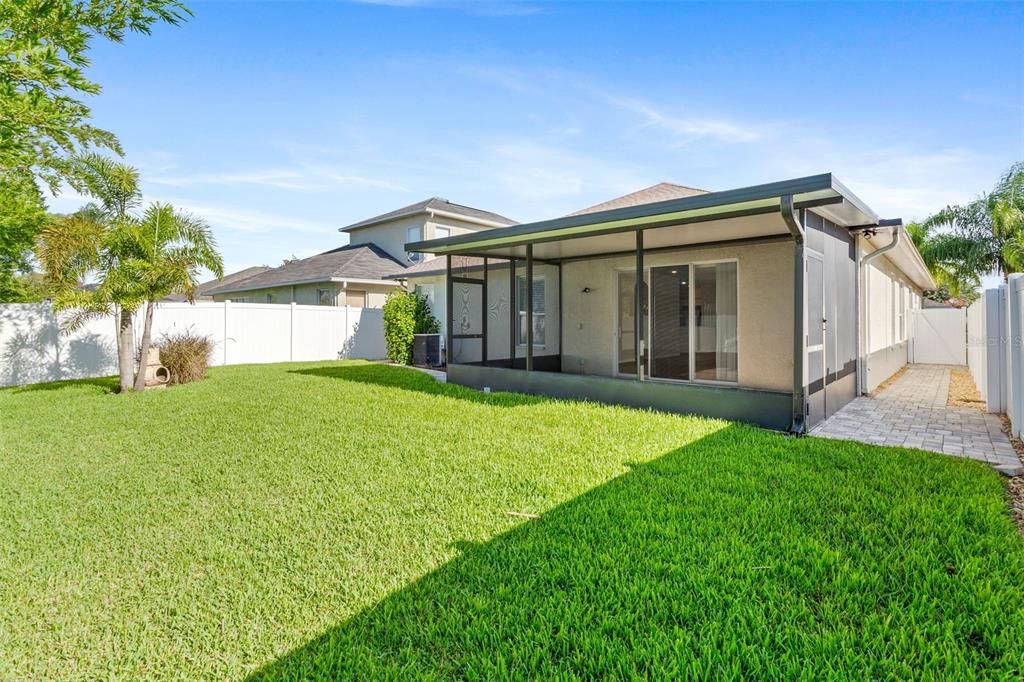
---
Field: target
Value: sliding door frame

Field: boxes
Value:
[615,257,740,387]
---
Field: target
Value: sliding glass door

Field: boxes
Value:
[651,266,690,380]
[641,261,738,384]
[692,262,738,382]
[617,271,648,376]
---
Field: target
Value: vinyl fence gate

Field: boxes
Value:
[911,307,967,366]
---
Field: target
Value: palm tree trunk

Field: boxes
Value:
[117,307,134,393]
[133,301,156,392]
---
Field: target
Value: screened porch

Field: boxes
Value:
[411,174,885,431]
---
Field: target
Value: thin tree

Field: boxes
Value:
[37,155,143,392]
[129,203,223,391]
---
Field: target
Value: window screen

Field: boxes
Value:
[517,275,545,346]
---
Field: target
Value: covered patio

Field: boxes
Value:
[407,174,888,432]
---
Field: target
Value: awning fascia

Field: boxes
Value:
[407,173,876,256]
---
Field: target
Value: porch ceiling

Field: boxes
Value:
[407,173,878,261]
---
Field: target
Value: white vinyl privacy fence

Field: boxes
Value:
[966,274,1023,437]
[0,301,386,387]
[910,307,967,365]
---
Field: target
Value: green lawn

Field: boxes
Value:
[1,361,1022,679]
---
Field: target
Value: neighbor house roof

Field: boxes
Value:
[163,266,273,302]
[394,182,711,280]
[204,244,407,295]
[568,182,708,216]
[389,255,492,280]
[340,198,517,232]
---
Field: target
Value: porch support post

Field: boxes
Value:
[557,262,563,360]
[445,254,453,367]
[635,229,644,381]
[509,257,516,368]
[482,257,488,366]
[526,244,534,372]
[780,195,806,434]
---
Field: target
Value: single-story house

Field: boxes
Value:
[204,198,516,308]
[399,173,934,433]
[163,266,273,302]
[204,244,408,307]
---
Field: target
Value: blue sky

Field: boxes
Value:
[50,0,1024,277]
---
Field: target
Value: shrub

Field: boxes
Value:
[157,330,214,385]
[382,290,440,364]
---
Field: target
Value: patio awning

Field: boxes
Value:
[407,173,879,261]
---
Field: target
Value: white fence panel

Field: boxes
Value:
[228,303,292,365]
[0,303,118,386]
[0,301,387,387]
[293,304,350,361]
[1007,274,1023,437]
[967,288,1008,413]
[149,302,229,364]
[911,307,967,365]
[346,308,386,360]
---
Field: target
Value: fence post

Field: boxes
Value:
[1009,274,1023,437]
[223,300,230,366]
[290,301,296,361]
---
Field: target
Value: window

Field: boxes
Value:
[414,283,435,307]
[265,293,275,304]
[434,226,451,239]
[346,289,366,308]
[407,226,423,263]
[233,297,249,303]
[897,285,905,342]
[316,288,333,306]
[516,275,545,347]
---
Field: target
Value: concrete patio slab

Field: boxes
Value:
[811,364,1022,476]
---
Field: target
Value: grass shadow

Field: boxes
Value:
[290,363,549,407]
[2,375,119,394]
[247,424,1023,679]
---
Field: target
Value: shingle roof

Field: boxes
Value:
[340,197,517,232]
[204,244,407,294]
[164,266,273,301]
[567,182,708,216]
[389,255,491,279]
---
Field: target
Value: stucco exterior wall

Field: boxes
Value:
[862,248,924,392]
[560,240,794,392]
[347,215,498,264]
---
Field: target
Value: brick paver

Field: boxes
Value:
[811,364,1022,476]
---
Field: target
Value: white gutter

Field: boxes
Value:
[856,226,902,395]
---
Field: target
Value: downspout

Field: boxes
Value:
[856,225,901,395]
[780,195,806,434]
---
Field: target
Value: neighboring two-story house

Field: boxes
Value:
[204,198,516,308]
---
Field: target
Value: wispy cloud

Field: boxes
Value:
[158,198,338,235]
[148,167,407,193]
[612,97,763,145]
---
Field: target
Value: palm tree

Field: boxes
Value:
[129,202,223,391]
[37,154,223,392]
[905,222,981,304]
[923,162,1024,283]
[37,154,143,392]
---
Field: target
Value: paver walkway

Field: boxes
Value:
[812,364,1022,476]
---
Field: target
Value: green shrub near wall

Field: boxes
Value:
[382,290,440,364]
